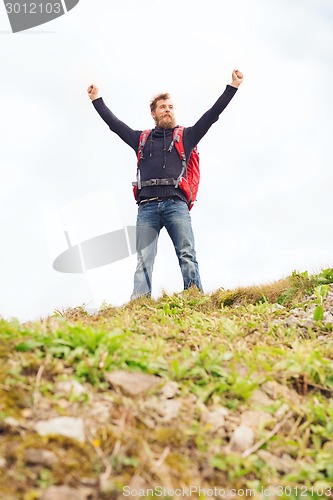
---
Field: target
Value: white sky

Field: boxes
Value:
[1,0,333,321]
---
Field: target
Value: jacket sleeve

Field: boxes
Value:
[185,85,238,149]
[92,97,141,152]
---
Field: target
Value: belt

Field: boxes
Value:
[134,178,176,187]
[139,197,173,205]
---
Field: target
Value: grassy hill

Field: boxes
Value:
[1,269,333,499]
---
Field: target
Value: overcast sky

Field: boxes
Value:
[1,0,333,321]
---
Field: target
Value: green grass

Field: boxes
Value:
[1,269,333,498]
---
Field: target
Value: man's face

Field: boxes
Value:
[152,99,176,129]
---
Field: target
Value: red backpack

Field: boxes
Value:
[132,126,200,210]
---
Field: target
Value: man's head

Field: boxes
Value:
[150,93,176,129]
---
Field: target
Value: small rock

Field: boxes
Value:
[270,304,286,311]
[34,417,85,443]
[261,381,280,399]
[24,448,58,468]
[229,425,254,453]
[303,319,315,328]
[142,398,182,422]
[80,478,99,487]
[248,389,273,407]
[2,416,31,431]
[324,311,333,320]
[4,417,22,427]
[0,456,6,468]
[202,407,228,433]
[257,450,295,473]
[261,381,300,403]
[21,408,33,418]
[55,380,89,397]
[241,410,273,430]
[159,381,179,399]
[105,370,161,397]
[285,315,297,327]
[40,485,94,500]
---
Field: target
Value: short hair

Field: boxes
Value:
[150,93,171,113]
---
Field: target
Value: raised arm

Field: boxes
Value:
[185,69,244,148]
[87,83,141,151]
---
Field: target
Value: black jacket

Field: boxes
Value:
[93,84,237,200]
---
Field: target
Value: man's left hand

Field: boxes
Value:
[231,69,244,88]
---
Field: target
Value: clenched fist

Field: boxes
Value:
[231,69,244,88]
[87,84,99,101]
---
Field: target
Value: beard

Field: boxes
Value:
[155,114,176,129]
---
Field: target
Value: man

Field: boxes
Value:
[87,69,243,299]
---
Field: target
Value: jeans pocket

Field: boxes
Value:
[172,197,186,205]
[138,203,149,211]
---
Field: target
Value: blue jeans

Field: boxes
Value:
[131,198,203,299]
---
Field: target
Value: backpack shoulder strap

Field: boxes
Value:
[135,129,151,191]
[171,126,187,188]
[137,129,151,165]
[172,126,185,162]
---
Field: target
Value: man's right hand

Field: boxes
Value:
[87,84,99,101]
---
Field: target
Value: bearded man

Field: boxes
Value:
[88,69,243,299]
